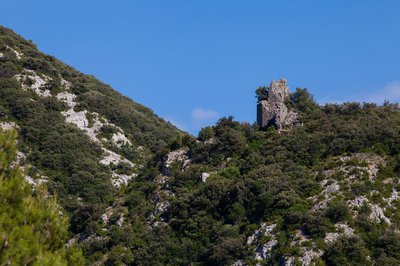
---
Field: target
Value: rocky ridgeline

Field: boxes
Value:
[257,79,299,130]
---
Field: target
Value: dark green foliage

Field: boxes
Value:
[255,86,268,101]
[0,130,84,265]
[198,126,215,141]
[325,201,350,223]
[323,236,371,266]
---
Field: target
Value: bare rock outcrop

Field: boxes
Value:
[256,79,299,130]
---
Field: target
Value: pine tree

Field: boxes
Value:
[0,129,84,265]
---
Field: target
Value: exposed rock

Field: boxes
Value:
[112,132,132,147]
[6,45,23,60]
[200,172,210,182]
[154,175,169,185]
[152,190,175,222]
[369,204,391,224]
[311,181,340,211]
[204,138,216,145]
[325,223,355,243]
[385,189,400,206]
[56,91,77,108]
[0,121,19,130]
[60,76,71,89]
[57,90,137,187]
[111,172,136,187]
[162,148,190,175]
[154,200,170,216]
[101,206,126,228]
[284,250,324,266]
[340,153,384,181]
[257,79,299,130]
[246,223,278,262]
[15,69,51,97]
[284,231,323,266]
[231,260,244,266]
[347,196,391,224]
[348,196,368,208]
[324,181,340,193]
[62,109,89,132]
[100,148,134,167]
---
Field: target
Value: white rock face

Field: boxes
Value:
[347,196,391,224]
[311,181,340,211]
[56,86,136,187]
[231,260,244,266]
[369,204,391,224]
[151,190,175,223]
[348,196,368,208]
[63,109,89,131]
[99,149,135,187]
[0,121,19,131]
[324,182,340,193]
[284,231,323,266]
[0,52,4,58]
[325,224,355,243]
[101,206,125,227]
[340,153,385,181]
[100,148,133,167]
[101,213,109,225]
[386,189,400,206]
[246,223,278,262]
[6,45,23,60]
[56,91,76,108]
[24,175,48,187]
[111,172,136,187]
[15,70,51,97]
[200,172,210,182]
[60,76,71,89]
[164,149,189,168]
[112,132,132,147]
[162,148,191,175]
[154,200,170,216]
[285,250,324,266]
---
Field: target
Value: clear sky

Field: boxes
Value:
[2,1,400,134]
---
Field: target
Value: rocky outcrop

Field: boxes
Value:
[257,79,299,130]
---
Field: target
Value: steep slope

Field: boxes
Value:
[0,26,180,250]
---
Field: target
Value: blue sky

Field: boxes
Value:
[2,1,400,134]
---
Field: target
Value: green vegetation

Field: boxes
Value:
[0,129,84,265]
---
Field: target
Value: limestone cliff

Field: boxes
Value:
[256,79,299,130]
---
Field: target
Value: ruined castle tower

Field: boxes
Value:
[256,79,298,130]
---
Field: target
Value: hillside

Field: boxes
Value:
[0,25,180,257]
[117,90,400,266]
[2,26,400,266]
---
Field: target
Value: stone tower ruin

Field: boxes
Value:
[256,79,299,130]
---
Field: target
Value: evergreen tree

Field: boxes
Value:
[0,129,84,266]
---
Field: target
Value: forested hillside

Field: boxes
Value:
[0,26,180,264]
[2,26,400,266]
[0,129,84,265]
[113,90,400,265]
